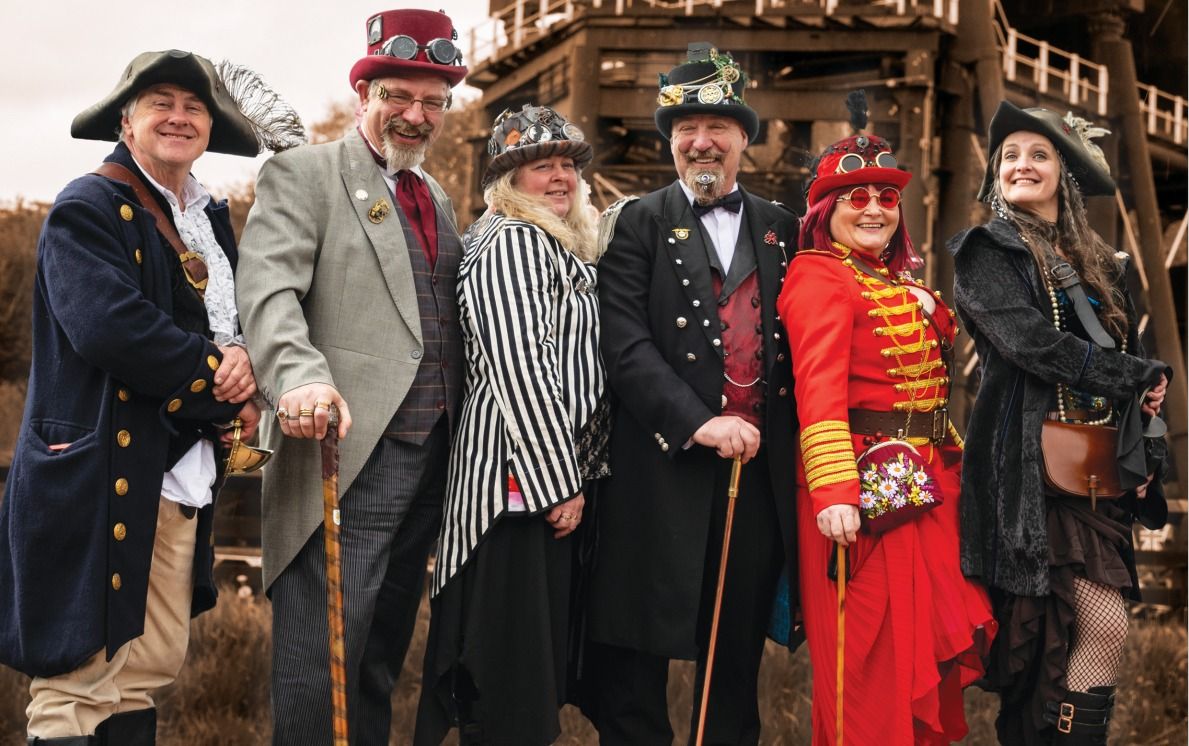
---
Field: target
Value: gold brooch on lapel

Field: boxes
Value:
[368,199,390,224]
[672,228,691,240]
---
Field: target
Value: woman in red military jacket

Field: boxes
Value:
[778,97,995,745]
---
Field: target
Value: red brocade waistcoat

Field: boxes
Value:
[715,271,765,429]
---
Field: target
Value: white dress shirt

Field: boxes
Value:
[678,180,744,274]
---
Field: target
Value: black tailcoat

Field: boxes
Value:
[0,144,241,677]
[587,181,799,658]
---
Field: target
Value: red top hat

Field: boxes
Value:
[348,9,468,89]
[806,133,910,206]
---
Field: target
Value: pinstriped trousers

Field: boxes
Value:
[270,418,449,746]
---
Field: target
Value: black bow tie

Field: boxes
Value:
[691,190,743,217]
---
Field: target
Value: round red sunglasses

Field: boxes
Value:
[835,187,901,210]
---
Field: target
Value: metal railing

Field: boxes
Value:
[992,0,1187,146]
[1000,25,1110,116]
[464,0,958,68]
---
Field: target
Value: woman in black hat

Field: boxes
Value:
[414,104,605,745]
[949,100,1170,745]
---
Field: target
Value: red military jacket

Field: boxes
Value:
[778,242,957,517]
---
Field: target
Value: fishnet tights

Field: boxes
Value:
[1066,576,1128,692]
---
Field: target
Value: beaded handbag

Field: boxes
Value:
[856,439,942,534]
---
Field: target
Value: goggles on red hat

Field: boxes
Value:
[834,147,898,174]
[377,35,463,66]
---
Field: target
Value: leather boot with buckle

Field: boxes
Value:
[1045,686,1116,745]
[94,708,156,746]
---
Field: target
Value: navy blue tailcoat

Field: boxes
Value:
[0,144,242,677]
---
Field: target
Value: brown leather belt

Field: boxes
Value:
[849,408,948,443]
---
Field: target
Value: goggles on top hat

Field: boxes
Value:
[377,35,463,67]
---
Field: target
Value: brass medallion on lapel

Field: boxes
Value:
[368,199,390,224]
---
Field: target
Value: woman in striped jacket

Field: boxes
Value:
[415,104,605,746]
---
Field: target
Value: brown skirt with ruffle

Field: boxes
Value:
[982,496,1137,745]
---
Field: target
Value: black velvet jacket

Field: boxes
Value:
[948,217,1166,597]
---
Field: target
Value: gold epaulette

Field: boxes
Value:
[799,420,858,492]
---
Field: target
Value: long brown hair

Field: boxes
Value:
[988,144,1128,340]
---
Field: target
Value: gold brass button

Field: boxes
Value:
[190,379,207,393]
[207,355,219,371]
[117,388,131,402]
[111,573,122,590]
[134,249,143,265]
[113,523,127,541]
[119,205,134,222]
[114,478,129,496]
[117,430,131,448]
[167,398,182,413]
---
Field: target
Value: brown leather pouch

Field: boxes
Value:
[1040,420,1123,508]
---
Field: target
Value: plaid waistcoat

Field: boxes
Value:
[384,201,464,444]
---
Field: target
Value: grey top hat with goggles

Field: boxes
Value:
[654,42,758,142]
[483,105,592,188]
[979,100,1115,201]
[71,49,304,157]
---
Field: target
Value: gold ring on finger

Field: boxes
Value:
[299,408,315,417]
[276,408,289,421]
[315,400,332,409]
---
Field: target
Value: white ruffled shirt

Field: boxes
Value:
[133,156,240,509]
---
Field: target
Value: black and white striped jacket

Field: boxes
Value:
[432,213,604,594]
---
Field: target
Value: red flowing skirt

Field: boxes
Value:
[798,442,997,745]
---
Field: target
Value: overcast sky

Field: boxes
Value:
[0,0,488,203]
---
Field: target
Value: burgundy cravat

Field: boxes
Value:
[358,128,438,267]
[394,170,438,268]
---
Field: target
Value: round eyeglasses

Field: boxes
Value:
[836,187,901,210]
[834,150,898,174]
[378,35,462,66]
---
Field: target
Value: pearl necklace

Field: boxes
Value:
[1042,273,1121,425]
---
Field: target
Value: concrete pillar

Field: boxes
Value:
[1091,9,1188,498]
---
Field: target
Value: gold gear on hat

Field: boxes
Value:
[698,84,724,105]
[721,65,740,84]
[658,85,684,107]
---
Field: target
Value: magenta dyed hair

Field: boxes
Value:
[797,184,922,274]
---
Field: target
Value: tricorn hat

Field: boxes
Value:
[805,91,910,205]
[71,50,270,157]
[979,100,1115,200]
[349,9,468,89]
[654,43,758,142]
[483,104,592,188]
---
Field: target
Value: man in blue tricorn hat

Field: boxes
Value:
[584,42,801,745]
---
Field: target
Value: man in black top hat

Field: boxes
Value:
[584,43,800,745]
[0,49,297,745]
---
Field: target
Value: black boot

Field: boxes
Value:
[95,708,156,746]
[1045,686,1116,745]
[26,737,97,745]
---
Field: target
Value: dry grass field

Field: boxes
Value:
[1,588,1184,745]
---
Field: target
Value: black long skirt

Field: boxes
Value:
[415,514,574,746]
[984,495,1138,746]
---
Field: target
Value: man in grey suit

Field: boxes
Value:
[236,8,467,743]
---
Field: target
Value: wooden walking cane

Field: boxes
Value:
[836,542,847,746]
[320,406,349,746]
[695,455,744,746]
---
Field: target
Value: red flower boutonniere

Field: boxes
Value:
[764,230,777,245]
